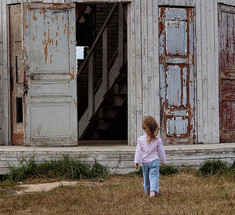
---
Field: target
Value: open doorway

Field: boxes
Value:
[76,3,128,141]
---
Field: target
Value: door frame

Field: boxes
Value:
[158,6,197,144]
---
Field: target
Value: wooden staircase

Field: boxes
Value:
[77,3,127,139]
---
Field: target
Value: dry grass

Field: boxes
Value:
[0,172,234,215]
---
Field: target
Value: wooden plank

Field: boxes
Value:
[147,0,154,116]
[152,0,160,126]
[69,3,78,144]
[10,0,19,4]
[88,53,94,119]
[127,2,136,146]
[102,28,108,94]
[174,0,183,6]
[141,0,148,116]
[185,0,195,6]
[217,0,235,6]
[72,0,133,2]
[0,63,2,144]
[0,0,2,148]
[195,0,203,143]
[158,0,169,5]
[135,0,143,140]
[206,0,215,143]
[42,0,53,3]
[0,43,2,65]
[0,0,2,44]
[118,3,124,62]
[200,0,208,143]
[2,0,10,145]
[213,0,220,143]
[158,0,197,6]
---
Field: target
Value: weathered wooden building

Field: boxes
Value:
[0,0,234,147]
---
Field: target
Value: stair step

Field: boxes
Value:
[104,108,119,119]
[113,83,127,95]
[113,96,126,107]
[97,120,109,130]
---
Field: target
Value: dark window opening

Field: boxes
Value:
[16,97,23,123]
[15,56,19,83]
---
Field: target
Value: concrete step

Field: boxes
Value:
[0,143,234,174]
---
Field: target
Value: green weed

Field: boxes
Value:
[7,155,109,182]
[198,159,229,175]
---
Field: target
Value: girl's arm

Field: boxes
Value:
[134,139,142,167]
[158,138,167,165]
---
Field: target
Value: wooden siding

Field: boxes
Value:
[128,0,234,145]
[0,0,3,145]
[0,0,235,146]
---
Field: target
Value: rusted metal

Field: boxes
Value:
[219,5,235,142]
[159,7,195,144]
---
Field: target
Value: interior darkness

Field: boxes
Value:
[76,3,127,140]
[16,97,23,123]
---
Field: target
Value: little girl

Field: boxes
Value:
[134,115,166,197]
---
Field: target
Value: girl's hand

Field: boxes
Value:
[135,163,139,169]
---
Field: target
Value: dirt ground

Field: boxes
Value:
[0,173,234,215]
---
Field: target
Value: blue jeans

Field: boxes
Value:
[142,159,160,195]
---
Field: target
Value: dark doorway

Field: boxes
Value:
[76,3,128,141]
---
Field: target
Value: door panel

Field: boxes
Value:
[159,7,195,144]
[219,5,235,142]
[23,3,77,146]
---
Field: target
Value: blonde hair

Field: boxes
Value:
[142,115,159,143]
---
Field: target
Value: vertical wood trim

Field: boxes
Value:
[200,0,208,143]
[0,0,3,144]
[88,53,94,119]
[147,0,154,116]
[69,3,78,143]
[118,3,124,63]
[128,2,136,146]
[195,0,203,143]
[135,0,143,140]
[174,0,182,6]
[141,0,148,116]
[213,0,220,143]
[206,0,215,143]
[10,0,19,4]
[152,0,160,126]
[3,0,10,145]
[0,0,2,43]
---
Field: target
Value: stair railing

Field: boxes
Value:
[77,3,124,137]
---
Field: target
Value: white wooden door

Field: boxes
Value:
[23,3,77,146]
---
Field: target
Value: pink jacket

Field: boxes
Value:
[134,135,167,164]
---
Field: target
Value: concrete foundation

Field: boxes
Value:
[0,143,234,175]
